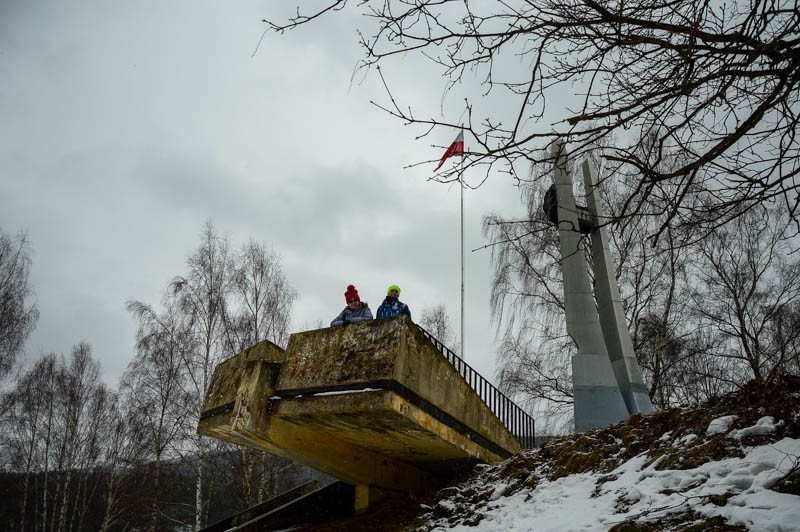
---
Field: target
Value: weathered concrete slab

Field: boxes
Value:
[198,339,285,443]
[198,317,521,494]
[278,317,521,457]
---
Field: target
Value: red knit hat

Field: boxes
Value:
[344,284,360,302]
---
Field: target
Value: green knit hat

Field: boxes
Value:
[387,284,401,295]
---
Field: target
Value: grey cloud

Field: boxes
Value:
[1,0,525,388]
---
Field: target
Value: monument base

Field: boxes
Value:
[573,353,629,432]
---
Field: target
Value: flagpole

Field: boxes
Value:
[460,128,465,361]
[434,127,466,359]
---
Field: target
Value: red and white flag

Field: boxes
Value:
[434,130,464,171]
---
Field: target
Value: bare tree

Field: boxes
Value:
[484,175,576,433]
[264,1,800,244]
[218,448,296,509]
[124,297,196,532]
[768,301,800,376]
[0,354,58,532]
[178,223,232,529]
[0,344,117,532]
[603,138,716,408]
[125,222,232,530]
[0,229,39,377]
[419,304,459,355]
[228,239,296,352]
[172,221,234,389]
[98,392,147,532]
[223,240,297,510]
[52,343,108,532]
[125,223,298,525]
[170,221,235,530]
[690,202,800,383]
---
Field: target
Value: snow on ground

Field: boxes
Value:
[426,416,800,531]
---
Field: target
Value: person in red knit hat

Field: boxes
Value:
[330,284,373,326]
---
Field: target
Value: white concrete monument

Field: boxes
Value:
[547,140,654,432]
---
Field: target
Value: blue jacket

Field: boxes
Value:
[330,302,373,326]
[376,296,411,320]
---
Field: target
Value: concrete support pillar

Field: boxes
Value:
[552,140,629,432]
[581,160,655,415]
[354,485,370,515]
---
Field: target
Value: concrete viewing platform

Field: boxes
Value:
[198,316,533,507]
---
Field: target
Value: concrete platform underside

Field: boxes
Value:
[198,317,522,496]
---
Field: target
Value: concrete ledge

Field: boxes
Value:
[198,318,522,495]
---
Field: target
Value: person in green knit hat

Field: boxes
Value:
[376,284,411,320]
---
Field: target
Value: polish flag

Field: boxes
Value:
[434,130,464,171]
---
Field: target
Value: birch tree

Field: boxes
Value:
[229,239,296,351]
[690,203,800,382]
[124,297,195,531]
[98,393,147,532]
[1,345,115,532]
[0,355,58,531]
[0,229,39,377]
[169,221,235,530]
[51,343,109,532]
[419,304,460,355]
[226,239,296,509]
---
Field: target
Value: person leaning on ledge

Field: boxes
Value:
[330,284,373,326]
[376,284,411,320]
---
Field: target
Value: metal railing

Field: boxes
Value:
[416,324,536,449]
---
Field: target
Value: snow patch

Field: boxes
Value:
[707,415,738,435]
[428,436,800,532]
[730,416,781,440]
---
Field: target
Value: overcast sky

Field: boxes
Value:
[1,1,529,388]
